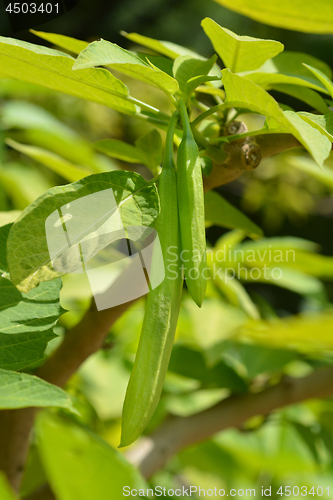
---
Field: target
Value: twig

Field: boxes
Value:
[126,367,333,479]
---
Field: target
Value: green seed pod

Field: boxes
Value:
[177,98,207,307]
[120,112,183,448]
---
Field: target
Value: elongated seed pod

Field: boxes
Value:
[120,112,183,448]
[177,98,207,307]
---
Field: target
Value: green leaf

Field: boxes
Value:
[237,344,298,378]
[303,64,333,99]
[0,162,53,210]
[0,267,63,371]
[0,369,76,411]
[222,69,331,167]
[123,32,223,89]
[185,75,221,100]
[36,412,147,500]
[205,191,263,237]
[210,269,260,319]
[7,171,159,292]
[202,18,283,73]
[94,139,145,164]
[0,473,16,500]
[212,0,333,34]
[173,55,217,97]
[73,40,179,95]
[95,132,163,172]
[31,30,89,54]
[270,84,330,115]
[121,31,207,60]
[6,139,92,182]
[134,129,163,172]
[0,37,137,116]
[169,345,247,393]
[246,52,332,93]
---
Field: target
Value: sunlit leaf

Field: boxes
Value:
[270,84,330,115]
[73,40,179,95]
[0,369,76,411]
[0,37,137,116]
[36,412,147,500]
[205,191,263,237]
[212,0,333,34]
[6,139,92,182]
[202,18,283,72]
[7,171,159,292]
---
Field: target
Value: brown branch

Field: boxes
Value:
[127,366,333,479]
[203,132,301,191]
[0,297,136,491]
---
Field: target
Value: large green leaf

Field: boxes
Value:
[202,18,283,73]
[0,369,76,411]
[73,40,179,95]
[36,412,147,500]
[0,224,63,371]
[222,69,331,167]
[6,139,92,182]
[0,277,63,372]
[205,191,263,237]
[7,171,159,293]
[245,52,332,93]
[212,0,333,34]
[0,37,137,116]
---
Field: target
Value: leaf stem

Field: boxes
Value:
[191,104,226,127]
[162,111,179,169]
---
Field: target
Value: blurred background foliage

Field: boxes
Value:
[1,0,333,498]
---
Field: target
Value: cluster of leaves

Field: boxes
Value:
[0,4,333,498]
